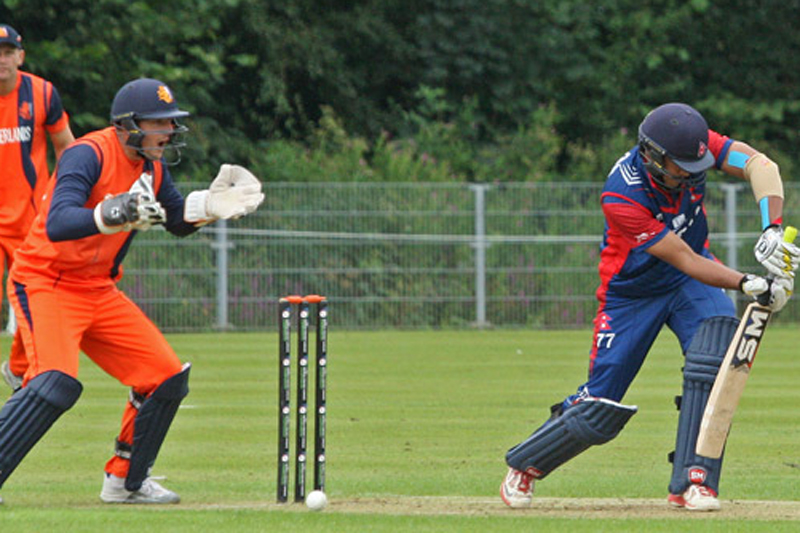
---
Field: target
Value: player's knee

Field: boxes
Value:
[150,363,191,401]
[26,370,83,411]
[684,316,739,383]
[506,397,637,477]
[131,359,186,396]
[562,397,638,445]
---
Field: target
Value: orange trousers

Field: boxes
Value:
[1,235,27,376]
[7,276,184,478]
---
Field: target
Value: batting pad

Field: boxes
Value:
[669,315,738,496]
[126,363,191,492]
[0,371,83,487]
[506,397,637,479]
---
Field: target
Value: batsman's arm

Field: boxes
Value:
[647,231,746,290]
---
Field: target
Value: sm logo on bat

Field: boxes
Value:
[732,308,771,369]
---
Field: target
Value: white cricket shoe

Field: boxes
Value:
[500,467,535,508]
[668,484,720,511]
[100,473,180,504]
[1,361,22,391]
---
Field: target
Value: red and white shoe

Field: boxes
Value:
[668,484,720,511]
[500,467,535,508]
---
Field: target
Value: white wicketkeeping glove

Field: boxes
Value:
[184,164,265,223]
[754,226,800,279]
[739,274,792,312]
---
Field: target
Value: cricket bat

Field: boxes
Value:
[695,225,797,459]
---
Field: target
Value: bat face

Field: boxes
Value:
[696,225,796,460]
[732,307,771,369]
[695,302,773,459]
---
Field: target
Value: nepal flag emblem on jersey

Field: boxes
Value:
[596,312,613,331]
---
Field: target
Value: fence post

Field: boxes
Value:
[721,182,742,305]
[470,184,489,328]
[212,219,231,329]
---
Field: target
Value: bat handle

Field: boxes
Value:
[784,225,798,245]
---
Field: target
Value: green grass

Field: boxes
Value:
[1,327,799,531]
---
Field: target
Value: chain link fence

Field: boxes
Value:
[114,182,800,331]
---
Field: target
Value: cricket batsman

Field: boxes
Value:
[500,103,799,511]
[0,78,264,504]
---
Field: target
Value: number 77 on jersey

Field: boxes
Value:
[695,226,797,459]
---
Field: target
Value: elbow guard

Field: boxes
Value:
[745,153,784,203]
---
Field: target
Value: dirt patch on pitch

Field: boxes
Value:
[190,496,800,520]
[325,496,800,520]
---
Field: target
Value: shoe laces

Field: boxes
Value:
[515,470,534,492]
[694,485,716,498]
[139,478,164,496]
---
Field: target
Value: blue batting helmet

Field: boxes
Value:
[638,103,714,189]
[110,78,190,164]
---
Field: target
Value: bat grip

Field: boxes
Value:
[756,286,772,306]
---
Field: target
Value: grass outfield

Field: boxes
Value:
[0,327,799,531]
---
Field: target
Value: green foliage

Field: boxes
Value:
[567,127,638,183]
[484,104,563,182]
[2,0,799,181]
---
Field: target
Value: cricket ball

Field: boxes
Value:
[305,490,328,511]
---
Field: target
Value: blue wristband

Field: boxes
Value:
[759,197,771,230]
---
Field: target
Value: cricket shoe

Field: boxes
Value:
[1,361,22,391]
[100,473,180,504]
[500,467,535,508]
[668,484,720,511]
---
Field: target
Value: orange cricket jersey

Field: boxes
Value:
[0,71,70,238]
[11,127,164,286]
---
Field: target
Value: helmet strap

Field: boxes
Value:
[115,117,146,154]
[640,145,704,191]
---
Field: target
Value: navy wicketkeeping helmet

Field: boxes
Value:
[638,103,714,190]
[110,78,190,164]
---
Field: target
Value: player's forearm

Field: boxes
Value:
[47,200,99,241]
[157,171,201,237]
[47,175,101,241]
[676,255,743,291]
[647,231,743,290]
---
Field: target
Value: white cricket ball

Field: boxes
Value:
[305,490,328,511]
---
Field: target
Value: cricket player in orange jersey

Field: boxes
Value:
[0,24,74,391]
[0,77,263,505]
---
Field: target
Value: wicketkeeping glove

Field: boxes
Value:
[94,192,166,234]
[184,164,265,223]
[754,225,800,279]
[739,274,792,312]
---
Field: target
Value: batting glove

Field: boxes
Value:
[94,192,166,234]
[740,274,792,312]
[184,164,264,223]
[754,225,800,279]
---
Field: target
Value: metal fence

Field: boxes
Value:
[114,181,800,331]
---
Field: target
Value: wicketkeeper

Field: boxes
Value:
[0,78,264,504]
[501,103,799,511]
